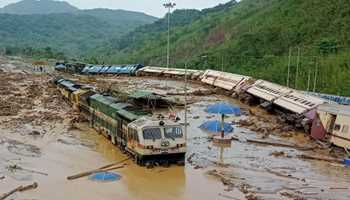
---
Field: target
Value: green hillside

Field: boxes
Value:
[0,10,157,56]
[0,0,78,14]
[102,0,350,96]
[0,0,157,57]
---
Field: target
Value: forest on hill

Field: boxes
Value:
[95,0,350,96]
[0,0,157,56]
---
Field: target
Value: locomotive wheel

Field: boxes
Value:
[111,136,116,145]
[135,155,144,166]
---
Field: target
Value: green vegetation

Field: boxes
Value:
[3,46,66,60]
[0,0,157,56]
[0,0,78,14]
[100,0,350,96]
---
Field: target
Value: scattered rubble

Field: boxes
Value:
[6,164,48,176]
[5,139,41,157]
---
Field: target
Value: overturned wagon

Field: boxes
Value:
[244,79,325,129]
[311,104,350,149]
[136,66,204,80]
[201,70,252,93]
[82,64,144,76]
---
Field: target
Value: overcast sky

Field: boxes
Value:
[0,0,232,17]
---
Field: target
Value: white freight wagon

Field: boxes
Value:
[137,66,203,80]
[246,80,294,102]
[136,66,165,76]
[274,91,325,114]
[201,70,251,91]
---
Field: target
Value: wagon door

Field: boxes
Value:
[326,114,337,133]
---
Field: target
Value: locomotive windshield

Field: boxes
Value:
[164,127,183,139]
[143,128,162,140]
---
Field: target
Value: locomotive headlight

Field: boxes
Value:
[161,141,170,147]
[177,143,186,147]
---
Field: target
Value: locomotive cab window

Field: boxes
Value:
[143,128,162,140]
[164,127,183,139]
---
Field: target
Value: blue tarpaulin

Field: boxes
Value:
[199,120,233,134]
[89,172,122,182]
[206,102,241,115]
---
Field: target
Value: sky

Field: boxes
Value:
[0,0,232,17]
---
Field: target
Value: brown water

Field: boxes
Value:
[0,123,236,200]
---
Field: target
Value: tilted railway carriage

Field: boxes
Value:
[54,78,186,165]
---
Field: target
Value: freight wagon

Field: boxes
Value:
[71,64,144,76]
[54,78,186,166]
[246,80,293,103]
[201,70,251,93]
[136,66,204,80]
[274,91,325,115]
[245,80,324,114]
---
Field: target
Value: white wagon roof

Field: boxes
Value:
[201,70,251,91]
[274,91,325,114]
[317,104,350,117]
[246,80,294,102]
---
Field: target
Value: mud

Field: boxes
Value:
[1,56,350,200]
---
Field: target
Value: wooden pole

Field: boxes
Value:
[307,67,311,91]
[0,186,22,200]
[287,47,292,87]
[0,183,38,200]
[295,47,301,89]
[67,158,129,180]
[184,62,188,138]
[298,154,343,163]
[313,57,319,92]
[67,165,125,180]
[221,114,225,138]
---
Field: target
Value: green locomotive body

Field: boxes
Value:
[54,78,186,165]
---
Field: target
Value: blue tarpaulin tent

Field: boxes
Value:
[199,120,233,134]
[205,102,240,138]
[206,102,241,116]
[89,172,122,182]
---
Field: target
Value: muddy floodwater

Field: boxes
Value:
[1,57,350,200]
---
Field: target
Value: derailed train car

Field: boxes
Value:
[55,63,144,76]
[54,78,186,166]
[136,66,204,80]
[245,80,325,115]
[201,70,252,93]
[311,104,350,149]
[242,79,325,130]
